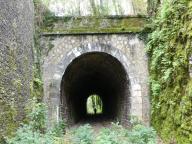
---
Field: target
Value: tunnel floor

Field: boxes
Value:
[60,52,129,125]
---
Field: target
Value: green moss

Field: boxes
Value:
[29,0,45,102]
[30,75,43,100]
[0,100,17,141]
[148,0,161,16]
[0,73,19,142]
[0,44,20,142]
[41,16,147,34]
[0,30,33,143]
[147,1,192,143]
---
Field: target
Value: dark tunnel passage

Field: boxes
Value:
[60,52,129,125]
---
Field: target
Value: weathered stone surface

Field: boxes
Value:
[46,0,147,16]
[42,16,147,34]
[0,0,34,138]
[41,34,150,126]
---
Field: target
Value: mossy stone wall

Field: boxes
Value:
[0,0,34,140]
[147,0,192,143]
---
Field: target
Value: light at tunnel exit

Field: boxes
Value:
[87,94,103,114]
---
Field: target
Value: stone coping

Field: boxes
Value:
[41,16,148,34]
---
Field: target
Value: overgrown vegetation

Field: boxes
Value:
[31,0,50,100]
[147,0,192,143]
[5,98,156,144]
[2,0,192,143]
[148,0,161,16]
[71,124,94,144]
[6,98,66,144]
[69,122,156,144]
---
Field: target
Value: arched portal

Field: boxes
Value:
[60,52,130,124]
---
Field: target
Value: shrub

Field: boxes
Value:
[6,98,66,144]
[25,97,47,131]
[127,124,157,144]
[51,120,66,137]
[95,122,156,144]
[71,124,93,144]
[6,124,54,144]
[95,128,120,144]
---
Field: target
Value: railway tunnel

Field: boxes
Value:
[60,52,130,124]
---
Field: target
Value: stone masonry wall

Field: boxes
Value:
[41,34,150,125]
[0,0,34,138]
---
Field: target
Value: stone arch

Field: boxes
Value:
[45,42,149,126]
[61,51,130,125]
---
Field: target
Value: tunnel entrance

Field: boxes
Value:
[60,52,129,125]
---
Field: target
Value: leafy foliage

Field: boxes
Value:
[96,122,156,144]
[71,124,94,144]
[71,122,156,144]
[7,103,156,144]
[147,0,192,143]
[127,124,157,144]
[6,98,66,144]
[7,125,54,144]
[25,98,47,131]
[51,120,66,137]
[95,128,120,144]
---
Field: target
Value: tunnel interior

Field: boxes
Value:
[60,52,129,124]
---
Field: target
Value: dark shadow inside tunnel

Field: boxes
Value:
[60,52,129,125]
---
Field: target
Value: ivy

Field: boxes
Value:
[147,0,192,143]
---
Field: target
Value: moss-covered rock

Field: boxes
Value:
[147,0,192,143]
[0,0,34,141]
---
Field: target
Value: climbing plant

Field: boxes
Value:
[147,0,192,143]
